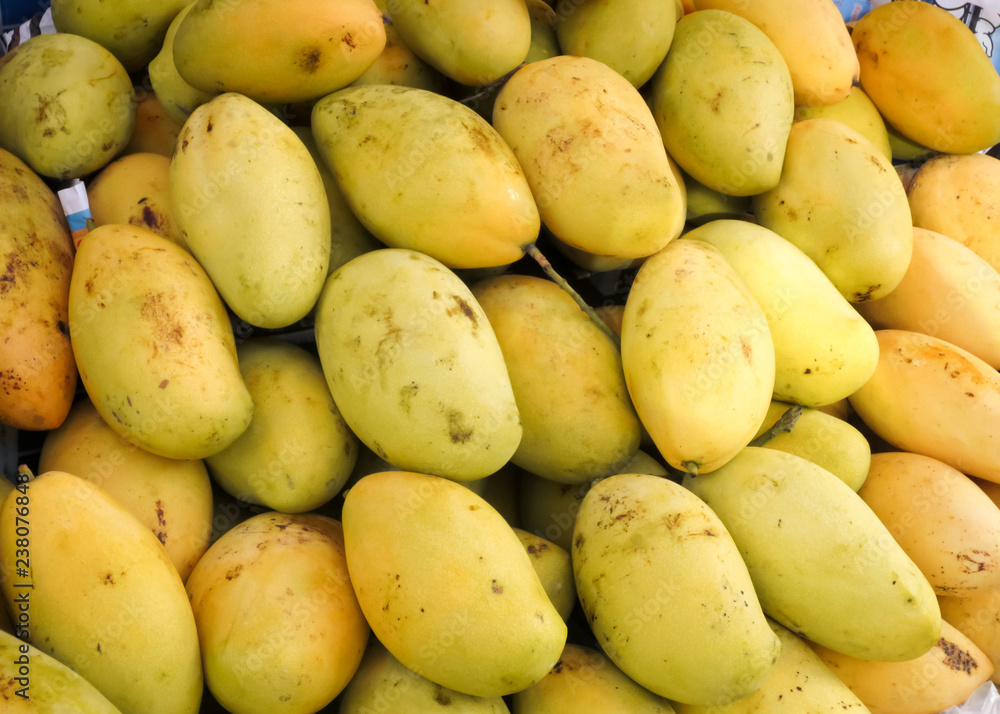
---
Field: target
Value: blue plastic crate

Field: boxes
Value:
[0,0,45,29]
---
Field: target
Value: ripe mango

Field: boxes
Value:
[147,1,217,126]
[513,528,576,623]
[938,589,1000,686]
[794,85,892,162]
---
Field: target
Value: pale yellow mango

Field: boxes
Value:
[173,0,385,104]
[573,473,779,705]
[68,224,253,460]
[312,84,539,269]
[753,118,913,303]
[683,447,941,662]
[147,1,217,126]
[852,0,1000,154]
[342,471,567,697]
[794,84,892,162]
[493,55,685,260]
[621,238,775,474]
[651,9,793,196]
[513,528,576,623]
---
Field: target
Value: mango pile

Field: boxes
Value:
[2,0,1000,711]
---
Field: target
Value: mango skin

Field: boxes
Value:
[852,0,1000,154]
[186,512,369,714]
[68,224,253,460]
[471,274,640,484]
[683,447,942,663]
[0,471,203,714]
[0,33,135,180]
[342,471,567,698]
[0,148,76,431]
[938,589,1000,687]
[147,1,217,126]
[493,55,686,260]
[572,473,780,706]
[513,528,576,623]
[314,249,521,481]
[122,91,183,158]
[651,9,793,196]
[794,84,892,162]
[173,0,385,104]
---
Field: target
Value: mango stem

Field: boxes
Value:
[16,464,35,485]
[748,405,803,448]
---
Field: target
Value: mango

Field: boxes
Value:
[621,238,775,474]
[68,223,253,460]
[123,90,183,158]
[685,219,879,407]
[753,117,913,303]
[0,148,76,431]
[314,249,521,481]
[683,447,941,662]
[0,32,135,179]
[342,470,567,697]
[493,55,685,260]
[0,471,203,713]
[147,1,217,126]
[573,473,779,705]
[186,512,369,713]
[513,528,576,623]
[650,9,793,196]
[852,0,1000,154]
[204,337,358,514]
[680,170,753,224]
[938,589,1000,686]
[312,84,539,269]
[170,92,330,328]
[794,84,892,162]
[172,0,385,104]
[471,274,640,484]
[351,0,447,92]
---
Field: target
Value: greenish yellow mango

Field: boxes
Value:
[148,2,217,126]
[314,249,521,481]
[681,170,752,225]
[651,9,793,196]
[513,528,576,623]
[385,0,530,86]
[573,473,780,705]
[173,0,385,104]
[312,84,539,269]
[554,0,677,88]
[205,337,358,514]
[512,642,677,713]
[852,0,1000,154]
[339,639,510,713]
[171,92,330,328]
[683,447,942,662]
[887,122,938,163]
[470,274,640,484]
[0,33,135,179]
[685,219,879,407]
[621,238,775,474]
[351,1,448,92]
[186,512,369,713]
[493,55,685,260]
[753,117,913,303]
[68,224,253,460]
[38,398,214,583]
[0,471,203,713]
[342,471,567,697]
[794,84,892,162]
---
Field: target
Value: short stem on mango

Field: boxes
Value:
[748,405,803,448]
[16,464,35,486]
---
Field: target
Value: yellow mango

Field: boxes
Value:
[753,118,913,303]
[621,238,775,474]
[686,219,879,407]
[123,90,183,158]
[0,471,202,713]
[470,274,640,484]
[573,473,779,705]
[848,329,1000,484]
[794,84,893,161]
[312,84,539,270]
[342,471,567,697]
[906,152,1000,275]
[511,642,677,713]
[68,224,253,460]
[351,1,447,92]
[554,0,677,88]
[147,1,217,126]
[385,0,530,86]
[493,55,685,260]
[683,447,941,662]
[171,92,330,328]
[857,227,1000,369]
[314,249,521,481]
[938,589,1000,686]
[186,512,369,713]
[205,337,358,514]
[852,0,1000,154]
[38,398,213,583]
[0,148,76,431]
[173,0,385,104]
[513,528,576,623]
[681,170,752,225]
[810,619,992,714]
[0,33,135,179]
[650,9,793,196]
[672,619,869,714]
[693,0,858,107]
[887,122,938,163]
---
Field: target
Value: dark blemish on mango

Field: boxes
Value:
[159,379,169,389]
[447,410,472,443]
[446,295,478,326]
[225,564,243,580]
[141,205,160,230]
[299,47,323,73]
[491,580,503,594]
[939,638,979,674]
[342,33,356,50]
[526,543,549,556]
[155,499,166,527]
[102,573,115,585]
